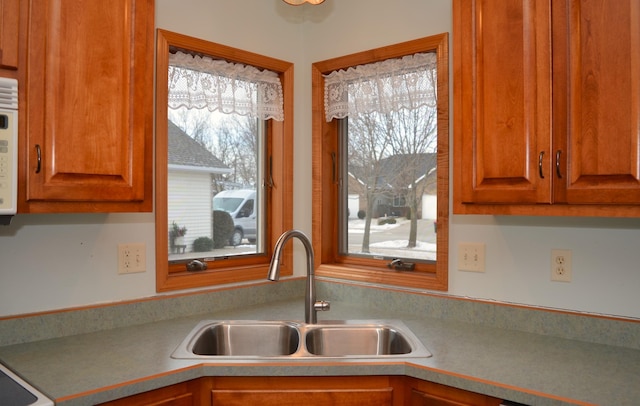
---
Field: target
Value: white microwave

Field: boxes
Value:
[0,77,18,223]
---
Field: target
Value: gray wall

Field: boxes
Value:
[1,0,639,319]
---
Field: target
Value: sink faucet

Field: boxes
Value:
[267,230,330,324]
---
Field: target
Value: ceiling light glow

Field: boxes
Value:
[282,0,325,5]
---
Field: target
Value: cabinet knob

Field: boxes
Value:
[538,151,545,179]
[555,150,562,178]
[35,144,42,174]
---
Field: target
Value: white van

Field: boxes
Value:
[212,189,257,246]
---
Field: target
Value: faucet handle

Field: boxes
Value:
[314,300,331,312]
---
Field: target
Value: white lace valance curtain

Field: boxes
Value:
[323,52,437,122]
[168,51,284,121]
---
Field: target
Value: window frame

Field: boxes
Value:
[155,29,294,292]
[311,34,449,290]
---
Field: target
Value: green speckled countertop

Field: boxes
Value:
[1,281,639,405]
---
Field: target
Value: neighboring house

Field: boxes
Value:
[168,121,231,253]
[348,153,437,219]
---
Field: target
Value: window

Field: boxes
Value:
[311,34,449,290]
[167,109,265,257]
[156,30,294,291]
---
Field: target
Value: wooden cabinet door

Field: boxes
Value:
[98,380,206,406]
[454,0,552,204]
[552,0,640,205]
[454,0,640,216]
[20,0,153,212]
[406,377,502,406]
[0,0,19,70]
[410,390,469,406]
[211,388,393,406]
[208,376,396,406]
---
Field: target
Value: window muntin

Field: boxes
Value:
[155,29,294,291]
[312,33,449,290]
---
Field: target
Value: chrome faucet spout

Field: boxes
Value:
[267,229,329,324]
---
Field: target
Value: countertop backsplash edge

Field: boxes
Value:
[1,278,638,350]
[316,279,640,350]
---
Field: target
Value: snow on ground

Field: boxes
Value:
[348,218,436,260]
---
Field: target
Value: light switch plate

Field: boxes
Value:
[458,242,485,272]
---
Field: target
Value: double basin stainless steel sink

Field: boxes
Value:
[171,319,431,360]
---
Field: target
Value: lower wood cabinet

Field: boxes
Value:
[208,376,397,406]
[98,380,207,406]
[99,376,502,406]
[406,377,502,406]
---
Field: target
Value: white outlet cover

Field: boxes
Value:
[551,249,572,282]
[118,243,146,274]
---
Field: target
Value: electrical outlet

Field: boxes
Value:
[118,243,146,274]
[551,249,572,282]
[458,243,485,272]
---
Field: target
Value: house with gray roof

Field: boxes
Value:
[168,121,231,254]
[347,153,437,219]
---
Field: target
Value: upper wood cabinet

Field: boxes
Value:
[18,0,154,213]
[0,0,19,70]
[453,0,640,216]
